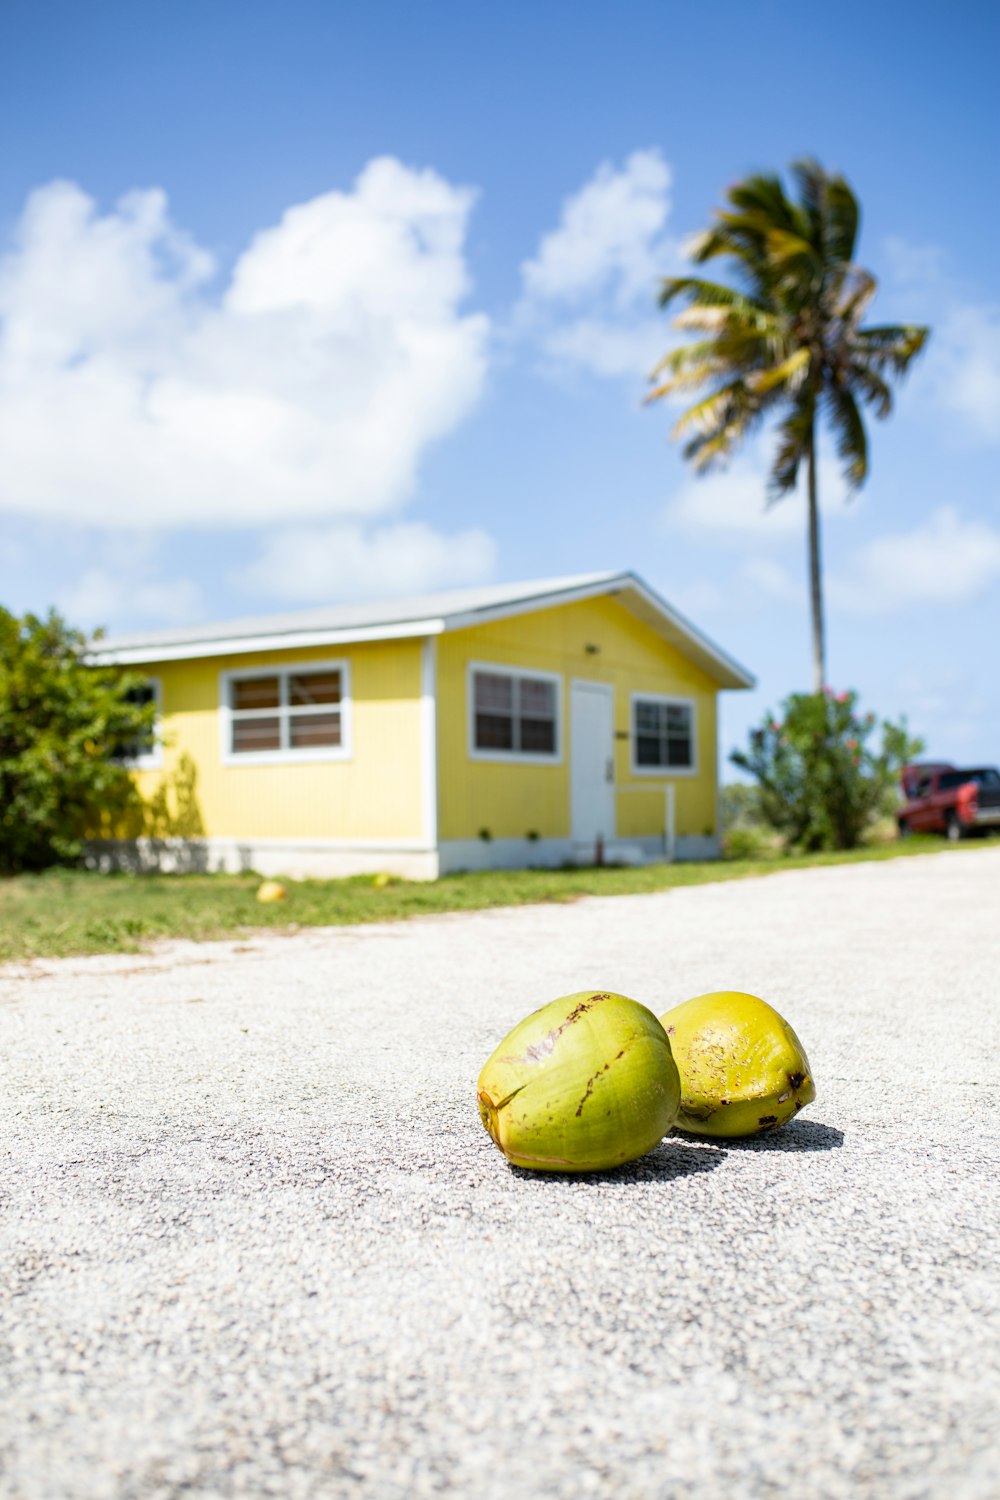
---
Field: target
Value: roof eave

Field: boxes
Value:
[616,574,756,690]
[88,616,447,665]
[446,570,754,690]
[86,568,756,689]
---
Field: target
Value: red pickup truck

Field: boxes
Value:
[898,762,1000,841]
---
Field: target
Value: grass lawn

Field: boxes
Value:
[0,834,988,965]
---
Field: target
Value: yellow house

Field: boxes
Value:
[89,571,754,879]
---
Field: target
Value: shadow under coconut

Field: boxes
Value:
[708,1118,845,1153]
[508,1138,726,1186]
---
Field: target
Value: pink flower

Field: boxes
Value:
[770,721,781,733]
[837,691,850,704]
[847,738,858,751]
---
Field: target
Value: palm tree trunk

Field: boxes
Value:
[807,430,826,692]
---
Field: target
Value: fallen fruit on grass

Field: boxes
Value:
[660,990,815,1138]
[372,872,392,889]
[256,880,287,904]
[477,990,680,1173]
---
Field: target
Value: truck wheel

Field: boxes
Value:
[945,812,963,843]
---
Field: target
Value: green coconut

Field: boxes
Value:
[477,990,681,1173]
[660,990,815,1138]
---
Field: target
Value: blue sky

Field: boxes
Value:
[1,0,998,770]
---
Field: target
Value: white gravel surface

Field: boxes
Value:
[2,848,999,1500]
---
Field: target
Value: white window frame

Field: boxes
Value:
[629,692,697,777]
[467,660,564,766]
[219,659,352,766]
[121,676,163,771]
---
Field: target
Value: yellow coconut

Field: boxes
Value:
[256,880,288,904]
[477,990,680,1173]
[660,990,815,1138]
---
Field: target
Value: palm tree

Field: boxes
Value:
[648,159,929,691]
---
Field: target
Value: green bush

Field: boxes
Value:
[731,689,923,852]
[719,782,772,860]
[722,823,774,861]
[0,607,156,873]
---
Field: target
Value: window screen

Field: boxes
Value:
[229,667,344,754]
[116,680,160,764]
[473,670,557,756]
[633,699,693,769]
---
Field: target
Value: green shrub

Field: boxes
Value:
[0,607,156,872]
[722,824,774,861]
[731,689,923,852]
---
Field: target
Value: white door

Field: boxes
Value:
[570,680,615,848]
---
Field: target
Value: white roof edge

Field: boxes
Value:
[92,617,448,665]
[620,573,756,690]
[88,568,755,688]
[441,571,754,689]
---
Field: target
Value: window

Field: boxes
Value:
[470,665,561,761]
[222,663,350,763]
[940,768,1000,791]
[631,695,695,774]
[117,678,162,770]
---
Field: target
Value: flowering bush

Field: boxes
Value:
[731,689,924,851]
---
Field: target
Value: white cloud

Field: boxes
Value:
[832,505,1000,613]
[934,305,1000,442]
[523,149,673,305]
[883,237,948,290]
[62,568,204,630]
[662,450,851,546]
[741,557,803,604]
[883,238,1000,444]
[889,666,991,756]
[52,533,204,629]
[237,520,496,604]
[0,159,489,528]
[660,578,727,619]
[542,318,668,379]
[519,149,675,378]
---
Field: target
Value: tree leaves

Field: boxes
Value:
[648,160,930,502]
[730,689,924,851]
[0,609,156,872]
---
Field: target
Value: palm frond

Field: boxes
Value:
[747,347,811,395]
[671,305,769,335]
[791,158,825,243]
[648,328,777,388]
[826,385,868,489]
[669,379,755,440]
[658,276,769,315]
[648,338,728,381]
[683,429,740,469]
[845,360,893,418]
[688,223,765,268]
[768,397,814,498]
[835,269,877,327]
[726,174,798,233]
[852,324,929,374]
[824,175,860,265]
[683,410,763,470]
[765,227,818,267]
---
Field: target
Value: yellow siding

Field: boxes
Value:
[437,596,719,842]
[133,639,425,841]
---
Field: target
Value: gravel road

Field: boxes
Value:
[3,848,999,1500]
